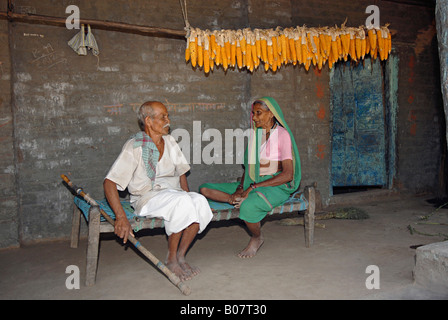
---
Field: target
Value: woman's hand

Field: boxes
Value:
[232,188,251,208]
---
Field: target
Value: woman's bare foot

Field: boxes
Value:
[238,236,264,258]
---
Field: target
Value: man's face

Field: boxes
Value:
[145,103,170,136]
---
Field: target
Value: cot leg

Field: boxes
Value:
[304,186,315,248]
[70,201,81,249]
[86,206,101,286]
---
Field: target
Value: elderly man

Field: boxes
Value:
[104,101,213,281]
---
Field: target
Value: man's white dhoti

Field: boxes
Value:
[138,189,212,235]
[105,134,213,236]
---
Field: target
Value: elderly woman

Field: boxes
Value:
[200,97,301,258]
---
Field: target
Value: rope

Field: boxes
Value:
[179,0,190,37]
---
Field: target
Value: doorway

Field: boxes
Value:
[329,56,398,195]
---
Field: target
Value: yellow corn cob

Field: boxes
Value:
[365,33,371,55]
[328,48,334,69]
[272,58,278,72]
[355,33,362,60]
[317,51,323,70]
[286,33,292,63]
[295,39,302,64]
[197,32,204,68]
[204,32,213,62]
[240,31,247,55]
[331,31,339,62]
[342,32,350,60]
[355,28,366,59]
[295,30,302,64]
[275,28,282,56]
[302,32,312,69]
[336,34,342,60]
[289,31,297,65]
[210,32,217,59]
[246,38,253,71]
[311,30,320,56]
[349,30,357,61]
[367,28,377,55]
[372,40,378,59]
[267,37,274,67]
[384,27,391,59]
[271,32,278,62]
[318,32,327,59]
[218,33,228,70]
[251,41,258,68]
[185,38,190,62]
[224,32,231,61]
[325,33,332,59]
[360,39,366,59]
[230,34,236,67]
[307,34,316,66]
[383,30,389,58]
[236,41,243,69]
[280,33,287,63]
[304,56,311,71]
[221,45,228,70]
[377,28,385,60]
[255,29,262,59]
[247,31,257,66]
[277,51,282,69]
[204,35,210,74]
[301,41,308,67]
[189,32,197,68]
[261,37,268,63]
[215,39,222,66]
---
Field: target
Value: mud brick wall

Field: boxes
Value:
[0,7,18,248]
[0,0,444,247]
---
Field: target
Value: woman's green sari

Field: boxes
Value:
[200,97,301,223]
[244,96,301,191]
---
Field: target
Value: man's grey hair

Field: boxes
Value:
[137,101,158,130]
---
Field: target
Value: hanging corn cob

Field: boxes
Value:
[185,23,392,74]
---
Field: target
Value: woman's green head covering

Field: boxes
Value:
[244,96,301,192]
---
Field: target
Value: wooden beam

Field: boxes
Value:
[0,11,187,39]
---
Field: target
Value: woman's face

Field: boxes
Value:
[252,103,274,129]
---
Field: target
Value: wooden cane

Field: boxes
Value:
[61,174,191,296]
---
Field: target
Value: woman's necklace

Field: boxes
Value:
[265,122,277,141]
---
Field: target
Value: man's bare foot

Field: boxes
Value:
[238,236,264,258]
[166,260,191,281]
[179,260,200,279]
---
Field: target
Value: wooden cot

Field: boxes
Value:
[69,185,316,286]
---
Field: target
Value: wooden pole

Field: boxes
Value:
[0,11,187,39]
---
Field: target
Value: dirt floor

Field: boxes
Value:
[1,191,447,301]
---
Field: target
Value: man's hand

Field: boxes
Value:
[114,217,133,244]
[104,178,135,244]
